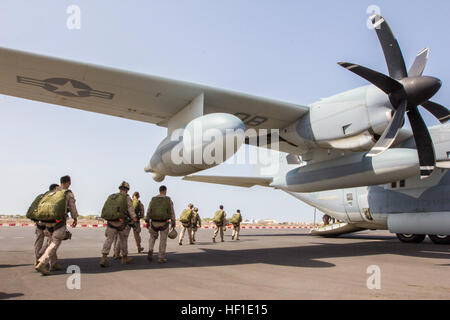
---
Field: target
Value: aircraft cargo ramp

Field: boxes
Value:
[310,222,366,237]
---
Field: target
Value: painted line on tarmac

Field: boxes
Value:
[0,223,314,230]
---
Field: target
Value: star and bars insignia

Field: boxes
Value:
[17,76,114,100]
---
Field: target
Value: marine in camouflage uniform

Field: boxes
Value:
[35,176,78,275]
[212,205,226,243]
[100,182,137,267]
[145,185,176,263]
[113,191,145,258]
[30,184,58,266]
[190,207,201,243]
[178,203,194,245]
[231,210,243,240]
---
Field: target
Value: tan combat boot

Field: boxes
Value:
[158,257,168,263]
[35,261,50,275]
[138,246,144,254]
[100,254,109,267]
[113,253,121,260]
[122,255,133,264]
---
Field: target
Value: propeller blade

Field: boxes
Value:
[367,99,407,157]
[338,62,404,95]
[409,48,429,77]
[421,100,450,123]
[370,14,408,80]
[407,106,436,179]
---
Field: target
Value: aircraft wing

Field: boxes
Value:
[182,175,273,188]
[0,47,309,129]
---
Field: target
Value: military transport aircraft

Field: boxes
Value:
[0,15,448,243]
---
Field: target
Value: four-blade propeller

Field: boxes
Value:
[338,14,450,179]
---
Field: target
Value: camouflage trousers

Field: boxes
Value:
[102,225,130,256]
[191,226,199,242]
[148,222,169,259]
[232,224,241,240]
[212,224,224,241]
[113,224,142,255]
[38,224,66,268]
[34,224,52,262]
[178,224,193,244]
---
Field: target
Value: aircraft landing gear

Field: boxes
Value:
[428,235,450,244]
[396,234,426,243]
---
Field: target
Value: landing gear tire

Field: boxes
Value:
[396,234,426,243]
[428,235,450,245]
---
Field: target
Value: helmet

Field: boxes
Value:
[168,228,178,239]
[119,181,130,190]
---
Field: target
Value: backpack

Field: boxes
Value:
[148,196,172,221]
[191,212,199,225]
[230,213,242,225]
[133,199,143,219]
[101,193,128,221]
[26,192,47,220]
[213,210,225,224]
[179,209,193,224]
[35,190,69,222]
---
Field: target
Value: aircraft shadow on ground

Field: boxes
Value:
[0,264,33,269]
[53,239,450,275]
[0,292,24,300]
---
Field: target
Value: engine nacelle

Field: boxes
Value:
[145,113,245,180]
[280,86,393,152]
[272,148,420,192]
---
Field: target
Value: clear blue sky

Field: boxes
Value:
[0,0,449,222]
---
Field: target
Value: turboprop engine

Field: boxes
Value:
[145,113,245,181]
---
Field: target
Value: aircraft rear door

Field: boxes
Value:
[343,188,364,222]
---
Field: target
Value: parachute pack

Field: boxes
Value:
[101,193,128,221]
[133,199,143,219]
[191,212,200,225]
[179,209,193,224]
[26,192,47,220]
[213,210,225,224]
[230,213,242,225]
[148,196,172,221]
[35,190,68,222]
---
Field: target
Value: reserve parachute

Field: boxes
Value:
[213,210,225,225]
[179,209,193,224]
[35,190,68,221]
[148,196,172,220]
[101,193,128,221]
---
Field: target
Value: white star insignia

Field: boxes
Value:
[49,80,88,96]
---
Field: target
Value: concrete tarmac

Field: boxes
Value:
[0,226,449,300]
